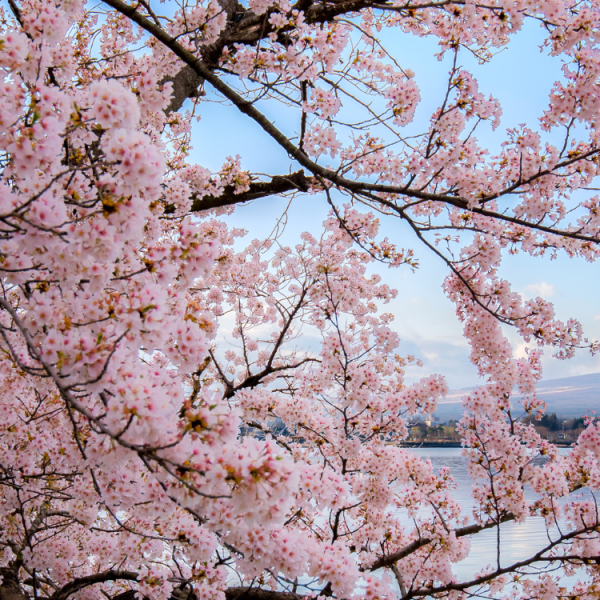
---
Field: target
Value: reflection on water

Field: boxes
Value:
[407,447,587,579]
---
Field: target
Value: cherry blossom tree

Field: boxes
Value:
[2,0,600,599]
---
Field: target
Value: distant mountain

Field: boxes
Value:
[434,372,600,420]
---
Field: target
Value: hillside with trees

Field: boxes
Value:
[436,372,600,420]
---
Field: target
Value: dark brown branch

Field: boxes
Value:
[161,66,205,114]
[403,527,599,599]
[7,0,25,28]
[369,515,520,571]
[222,287,312,399]
[122,587,310,600]
[216,0,368,49]
[370,477,585,573]
[50,571,139,600]
[101,0,600,248]
[164,170,313,214]
[225,587,306,600]
[0,568,28,600]
[0,297,230,501]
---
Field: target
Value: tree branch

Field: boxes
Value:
[164,170,313,214]
[225,587,306,600]
[102,0,600,249]
[50,571,139,600]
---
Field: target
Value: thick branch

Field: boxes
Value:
[0,569,27,600]
[404,526,599,598]
[165,170,313,214]
[102,0,600,248]
[114,586,307,600]
[161,66,205,114]
[370,515,521,571]
[50,571,139,600]
[225,588,306,600]
[370,478,585,572]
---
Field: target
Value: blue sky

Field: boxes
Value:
[189,18,600,390]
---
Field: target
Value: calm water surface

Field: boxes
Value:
[409,447,586,580]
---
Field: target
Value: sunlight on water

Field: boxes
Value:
[408,447,590,581]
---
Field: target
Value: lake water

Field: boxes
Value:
[410,447,585,580]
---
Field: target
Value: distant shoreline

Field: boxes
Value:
[396,441,462,448]
[395,441,574,449]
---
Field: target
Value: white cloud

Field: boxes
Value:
[512,340,530,360]
[525,281,555,298]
